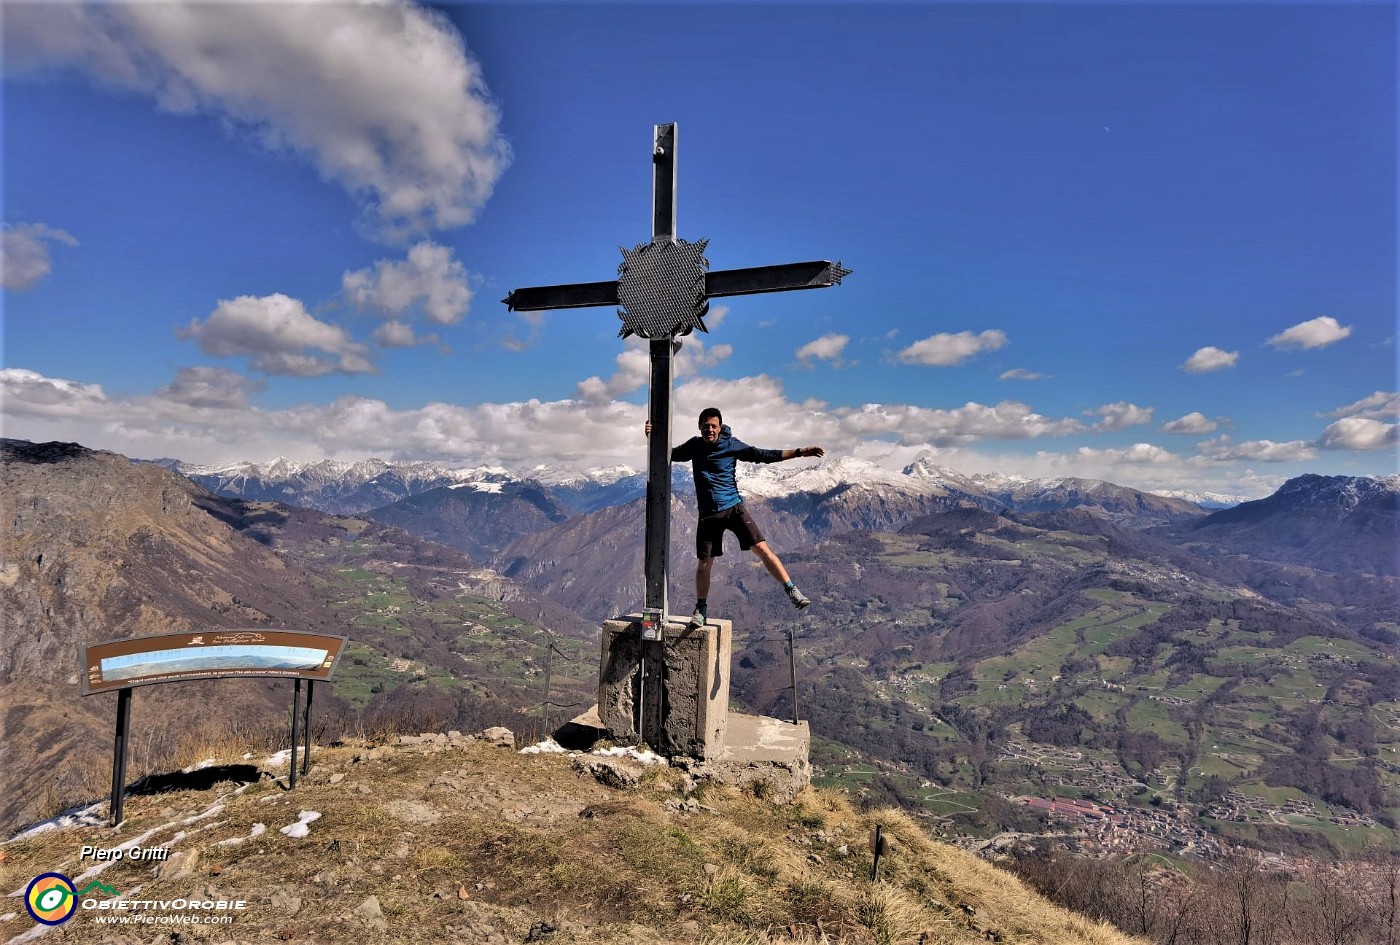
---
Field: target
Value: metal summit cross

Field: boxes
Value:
[504,123,850,619]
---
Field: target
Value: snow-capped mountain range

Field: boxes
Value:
[147,450,1267,522]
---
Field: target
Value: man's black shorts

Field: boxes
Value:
[696,503,765,559]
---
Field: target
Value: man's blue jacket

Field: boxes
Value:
[670,424,783,516]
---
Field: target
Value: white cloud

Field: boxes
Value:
[343,242,473,327]
[1322,390,1399,421]
[0,368,107,417]
[155,366,264,409]
[1,223,79,290]
[2,365,1382,497]
[1160,412,1219,434]
[999,368,1045,381]
[1086,402,1154,432]
[576,345,650,402]
[1267,316,1352,350]
[576,335,733,404]
[1318,417,1398,451]
[1063,443,1177,465]
[1197,435,1317,463]
[680,339,734,375]
[1180,346,1239,373]
[371,320,440,349]
[6,2,510,240]
[178,293,374,377]
[897,329,1007,366]
[831,399,1084,447]
[795,333,850,366]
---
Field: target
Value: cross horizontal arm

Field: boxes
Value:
[503,260,851,313]
[704,260,852,298]
[503,280,619,312]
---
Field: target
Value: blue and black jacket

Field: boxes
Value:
[670,424,783,516]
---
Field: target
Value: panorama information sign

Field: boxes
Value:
[81,629,347,695]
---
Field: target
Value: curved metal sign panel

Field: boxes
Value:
[80,629,347,695]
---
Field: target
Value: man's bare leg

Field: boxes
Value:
[689,557,715,628]
[752,541,810,609]
[750,541,790,583]
[695,556,714,598]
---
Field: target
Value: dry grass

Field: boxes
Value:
[0,737,1150,945]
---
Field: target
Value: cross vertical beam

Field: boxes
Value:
[645,123,678,615]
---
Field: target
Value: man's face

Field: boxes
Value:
[699,417,721,442]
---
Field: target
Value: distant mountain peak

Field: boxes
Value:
[2,438,94,464]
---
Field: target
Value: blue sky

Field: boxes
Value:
[2,1,1395,498]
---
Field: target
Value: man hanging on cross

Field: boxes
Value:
[647,407,825,629]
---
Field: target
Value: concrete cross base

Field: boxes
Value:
[675,712,812,803]
[598,614,731,760]
[594,613,812,801]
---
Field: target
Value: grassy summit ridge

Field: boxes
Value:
[1,732,1145,945]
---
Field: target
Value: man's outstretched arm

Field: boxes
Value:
[736,443,825,463]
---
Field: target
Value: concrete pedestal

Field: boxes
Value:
[598,614,731,760]
[682,712,812,802]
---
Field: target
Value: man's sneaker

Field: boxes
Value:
[786,584,811,610]
[688,608,707,630]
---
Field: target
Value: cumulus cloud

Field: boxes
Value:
[178,293,374,377]
[6,2,510,239]
[0,366,651,466]
[0,368,107,417]
[1267,316,1352,350]
[830,399,1084,447]
[1197,435,1317,463]
[1161,412,1219,434]
[1318,417,1398,451]
[576,336,733,403]
[897,329,1007,366]
[1180,347,1239,373]
[1063,443,1177,465]
[1322,390,1398,421]
[1000,368,1045,381]
[795,333,850,367]
[374,321,415,348]
[1086,402,1154,432]
[1,222,79,290]
[343,242,473,328]
[156,366,265,409]
[5,365,1381,498]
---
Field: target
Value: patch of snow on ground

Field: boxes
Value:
[279,811,322,838]
[10,801,107,840]
[517,740,666,765]
[594,746,666,765]
[265,749,292,767]
[519,739,568,754]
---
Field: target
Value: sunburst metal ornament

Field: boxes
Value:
[823,261,853,286]
[615,237,711,339]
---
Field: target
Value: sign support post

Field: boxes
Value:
[109,688,132,826]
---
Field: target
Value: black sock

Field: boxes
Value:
[696,598,707,613]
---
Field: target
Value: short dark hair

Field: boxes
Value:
[698,407,723,425]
